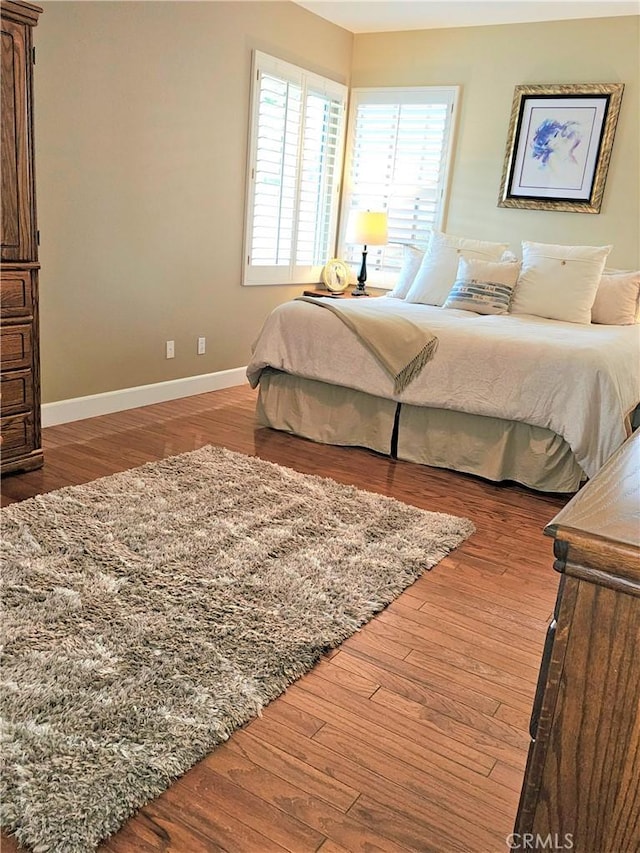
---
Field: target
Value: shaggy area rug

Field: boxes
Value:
[1,445,474,852]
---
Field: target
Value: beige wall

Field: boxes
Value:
[35,1,352,402]
[352,16,639,268]
[36,7,638,404]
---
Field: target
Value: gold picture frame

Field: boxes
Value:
[498,82,624,214]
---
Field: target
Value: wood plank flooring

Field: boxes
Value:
[1,385,568,853]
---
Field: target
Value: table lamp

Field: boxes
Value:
[348,210,388,296]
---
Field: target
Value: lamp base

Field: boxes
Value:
[353,247,369,296]
[351,286,369,297]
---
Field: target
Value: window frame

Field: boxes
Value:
[242,51,347,287]
[338,85,460,288]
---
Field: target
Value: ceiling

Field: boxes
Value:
[293,1,640,34]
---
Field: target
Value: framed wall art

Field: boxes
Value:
[498,83,624,213]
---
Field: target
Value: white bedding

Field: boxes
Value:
[247,297,640,479]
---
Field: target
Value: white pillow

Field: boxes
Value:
[510,241,612,325]
[444,257,520,315]
[591,269,640,325]
[405,230,508,306]
[387,245,425,299]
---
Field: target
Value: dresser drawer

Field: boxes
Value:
[0,411,35,456]
[0,368,34,415]
[0,323,32,370]
[0,269,33,318]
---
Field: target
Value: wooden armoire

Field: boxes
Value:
[1,0,43,474]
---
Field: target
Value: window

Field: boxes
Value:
[243,52,347,286]
[339,87,459,287]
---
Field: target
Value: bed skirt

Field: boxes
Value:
[256,369,584,493]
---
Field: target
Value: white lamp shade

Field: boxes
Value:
[347,210,388,246]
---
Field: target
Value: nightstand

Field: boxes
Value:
[302,290,373,299]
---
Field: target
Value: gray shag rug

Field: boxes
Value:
[1,445,474,852]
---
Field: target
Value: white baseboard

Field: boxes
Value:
[41,367,249,428]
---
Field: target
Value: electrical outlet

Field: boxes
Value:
[197,336,206,355]
[166,340,175,359]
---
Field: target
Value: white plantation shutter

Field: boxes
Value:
[296,92,344,266]
[250,74,301,268]
[244,52,347,286]
[340,87,459,288]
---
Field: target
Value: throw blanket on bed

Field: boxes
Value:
[296,296,438,393]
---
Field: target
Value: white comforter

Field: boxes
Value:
[247,297,640,479]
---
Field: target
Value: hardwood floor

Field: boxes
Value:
[1,385,568,853]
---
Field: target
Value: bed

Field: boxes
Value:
[246,296,640,493]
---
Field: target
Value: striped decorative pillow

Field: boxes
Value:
[444,257,520,315]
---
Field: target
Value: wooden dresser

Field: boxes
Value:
[514,429,640,851]
[1,0,43,474]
